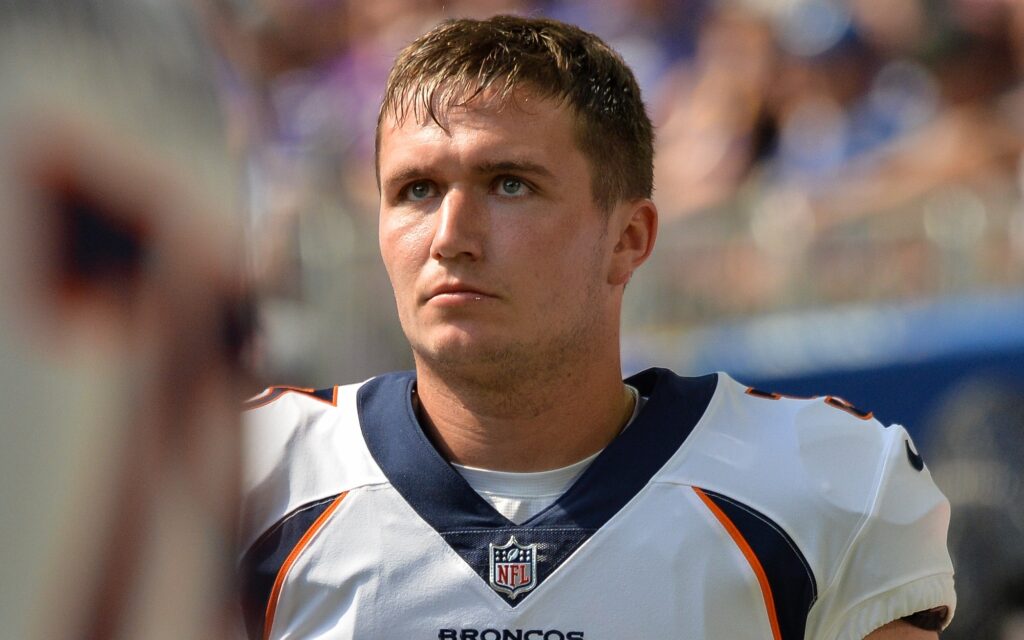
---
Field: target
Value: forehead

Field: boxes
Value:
[377,93,584,175]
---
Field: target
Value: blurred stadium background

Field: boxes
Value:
[1,0,1022,637]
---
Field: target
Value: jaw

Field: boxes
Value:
[409,320,523,378]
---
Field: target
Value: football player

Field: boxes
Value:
[240,15,955,639]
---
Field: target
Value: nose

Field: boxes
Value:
[430,188,483,261]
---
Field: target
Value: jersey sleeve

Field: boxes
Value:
[238,385,342,556]
[807,424,956,640]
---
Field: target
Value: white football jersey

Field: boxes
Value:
[239,369,955,640]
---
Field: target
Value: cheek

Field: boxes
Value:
[379,216,428,285]
[549,226,608,276]
[525,236,605,310]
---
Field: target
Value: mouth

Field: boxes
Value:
[424,282,497,304]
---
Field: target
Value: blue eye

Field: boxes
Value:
[497,177,527,197]
[405,181,435,201]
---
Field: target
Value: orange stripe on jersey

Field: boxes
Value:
[263,491,348,640]
[693,486,782,640]
[744,387,816,401]
[824,395,873,420]
[244,385,339,410]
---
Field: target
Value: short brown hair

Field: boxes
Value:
[376,15,654,211]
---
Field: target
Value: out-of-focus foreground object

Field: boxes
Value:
[0,1,248,638]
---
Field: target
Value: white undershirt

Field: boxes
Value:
[452,385,646,525]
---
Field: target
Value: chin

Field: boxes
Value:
[413,330,519,370]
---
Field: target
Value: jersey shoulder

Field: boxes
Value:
[663,372,954,637]
[669,373,930,516]
[239,378,387,556]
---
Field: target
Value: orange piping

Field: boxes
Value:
[693,487,782,640]
[245,385,339,411]
[263,492,348,640]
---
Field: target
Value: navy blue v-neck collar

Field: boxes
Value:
[358,368,717,534]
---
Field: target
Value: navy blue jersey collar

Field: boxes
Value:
[358,367,718,533]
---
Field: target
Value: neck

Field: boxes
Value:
[412,353,634,472]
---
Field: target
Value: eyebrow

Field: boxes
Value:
[382,167,430,193]
[473,160,555,180]
[382,159,555,192]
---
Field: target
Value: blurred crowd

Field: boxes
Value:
[187,0,1024,382]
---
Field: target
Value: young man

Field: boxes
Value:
[240,16,955,640]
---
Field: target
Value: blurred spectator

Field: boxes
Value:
[1,1,246,638]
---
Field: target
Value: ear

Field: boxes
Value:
[607,198,658,286]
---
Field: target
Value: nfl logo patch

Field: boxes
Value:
[488,536,538,599]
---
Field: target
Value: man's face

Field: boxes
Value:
[377,94,619,377]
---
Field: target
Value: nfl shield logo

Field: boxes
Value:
[488,536,538,599]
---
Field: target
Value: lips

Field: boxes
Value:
[424,282,496,302]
